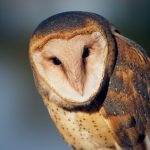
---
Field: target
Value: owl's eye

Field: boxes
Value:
[82,48,90,58]
[51,57,61,65]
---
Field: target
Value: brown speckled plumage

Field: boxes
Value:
[29,11,150,150]
[103,33,150,149]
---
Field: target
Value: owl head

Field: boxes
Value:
[29,11,117,108]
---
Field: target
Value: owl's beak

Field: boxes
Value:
[73,81,84,96]
[66,68,85,96]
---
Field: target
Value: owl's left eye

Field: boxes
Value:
[82,48,90,58]
[51,57,61,65]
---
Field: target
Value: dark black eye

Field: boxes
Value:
[52,57,61,65]
[82,48,90,58]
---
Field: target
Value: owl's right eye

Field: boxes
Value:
[51,57,61,65]
[82,47,90,58]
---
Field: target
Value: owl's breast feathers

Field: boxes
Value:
[103,33,150,149]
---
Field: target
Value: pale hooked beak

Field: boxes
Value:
[66,66,85,96]
[72,78,84,96]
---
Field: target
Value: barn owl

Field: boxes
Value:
[29,11,150,150]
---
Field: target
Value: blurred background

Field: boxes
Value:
[0,0,149,150]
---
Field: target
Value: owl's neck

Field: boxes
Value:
[45,99,120,150]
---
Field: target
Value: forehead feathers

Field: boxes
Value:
[29,11,111,52]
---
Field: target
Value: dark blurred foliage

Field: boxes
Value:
[0,1,149,150]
